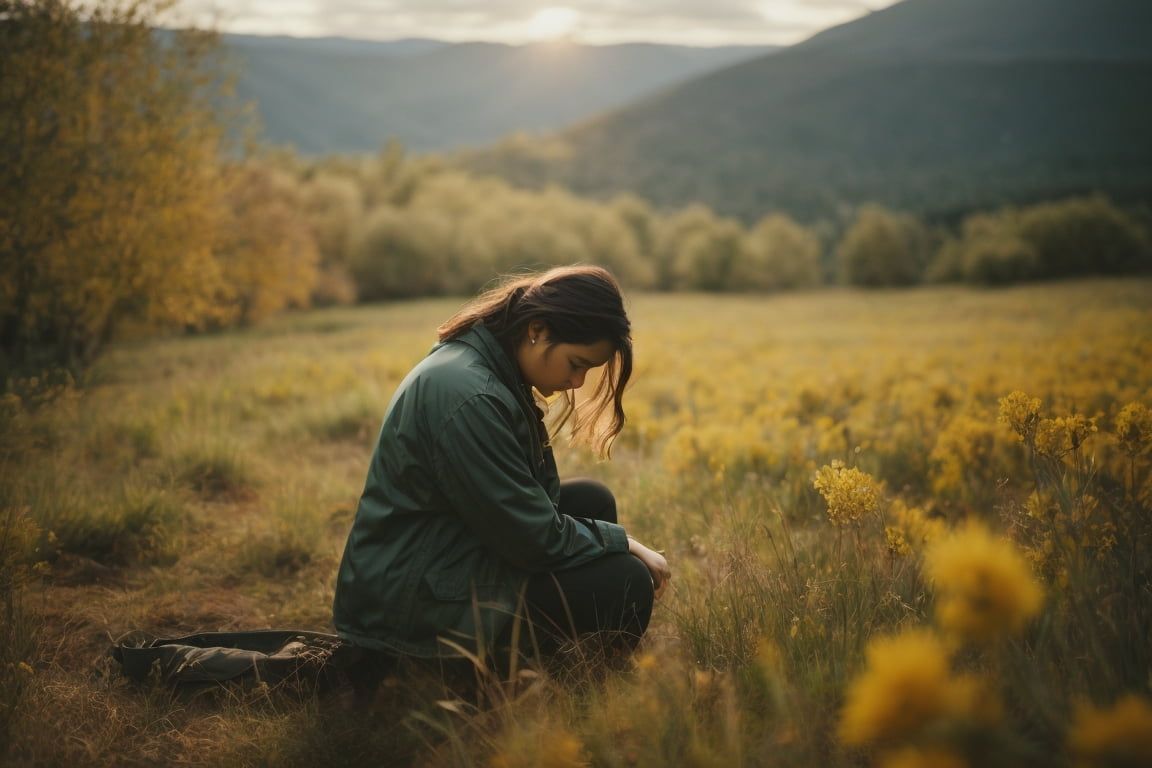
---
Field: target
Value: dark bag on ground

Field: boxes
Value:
[111,629,363,693]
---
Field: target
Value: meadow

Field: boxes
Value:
[2,279,1151,766]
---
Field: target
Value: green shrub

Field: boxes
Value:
[171,441,254,501]
[0,504,40,759]
[932,197,1152,285]
[735,213,824,291]
[35,479,184,567]
[234,495,325,578]
[1017,195,1150,278]
[962,235,1040,285]
[290,391,381,444]
[836,205,931,287]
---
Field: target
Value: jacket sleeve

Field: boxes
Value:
[431,393,629,572]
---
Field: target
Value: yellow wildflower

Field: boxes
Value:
[1113,402,1151,457]
[929,414,999,498]
[755,638,783,674]
[489,723,587,768]
[885,526,912,557]
[813,460,882,526]
[878,746,969,768]
[925,521,1044,643]
[1035,415,1097,459]
[634,652,658,673]
[1024,490,1058,522]
[889,499,945,549]
[838,629,985,746]
[693,668,715,693]
[1068,694,1152,768]
[998,390,1042,442]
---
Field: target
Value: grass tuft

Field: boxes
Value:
[39,478,185,567]
[234,488,327,578]
[172,441,255,502]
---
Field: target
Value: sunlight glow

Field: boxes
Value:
[526,6,581,42]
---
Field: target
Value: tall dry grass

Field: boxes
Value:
[1,281,1149,766]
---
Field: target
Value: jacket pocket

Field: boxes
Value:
[423,571,472,601]
[423,566,509,603]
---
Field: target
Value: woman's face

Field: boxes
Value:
[516,322,615,397]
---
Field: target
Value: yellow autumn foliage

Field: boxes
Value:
[838,628,996,746]
[1068,694,1152,768]
[0,0,318,377]
[924,521,1044,644]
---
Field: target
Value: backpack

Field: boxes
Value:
[111,629,363,694]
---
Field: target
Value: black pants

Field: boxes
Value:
[509,478,654,651]
[346,480,652,698]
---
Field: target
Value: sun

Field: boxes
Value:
[526,6,581,42]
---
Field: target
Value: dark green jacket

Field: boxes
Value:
[333,324,629,656]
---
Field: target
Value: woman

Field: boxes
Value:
[333,266,670,663]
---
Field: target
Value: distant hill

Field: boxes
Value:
[463,0,1152,222]
[225,35,773,154]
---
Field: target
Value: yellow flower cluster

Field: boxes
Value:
[1068,694,1152,768]
[617,288,1149,514]
[885,499,945,558]
[885,526,912,557]
[488,722,587,768]
[928,413,1009,505]
[838,628,995,747]
[924,521,1044,644]
[1034,415,1098,460]
[659,422,775,476]
[878,747,969,768]
[1113,402,1151,457]
[813,461,882,526]
[998,390,1043,442]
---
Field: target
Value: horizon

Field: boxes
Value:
[173,0,902,48]
[213,31,781,50]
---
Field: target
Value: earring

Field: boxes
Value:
[531,338,537,345]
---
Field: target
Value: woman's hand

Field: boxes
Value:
[628,536,671,600]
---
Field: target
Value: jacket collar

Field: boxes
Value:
[451,323,547,470]
[453,323,524,395]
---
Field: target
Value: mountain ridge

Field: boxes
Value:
[225,34,775,154]
[463,0,1152,222]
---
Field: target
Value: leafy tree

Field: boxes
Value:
[836,205,931,287]
[1,0,231,378]
[928,210,1038,286]
[929,196,1150,285]
[738,214,824,291]
[612,194,658,265]
[213,162,319,324]
[960,235,1040,286]
[363,140,442,209]
[350,206,452,300]
[537,187,655,290]
[1016,196,1149,278]
[679,219,746,292]
[652,206,723,291]
[301,172,363,305]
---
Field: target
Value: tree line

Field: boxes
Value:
[3,0,1150,383]
[1,0,316,380]
[296,148,1152,300]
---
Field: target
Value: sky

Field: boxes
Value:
[173,0,903,47]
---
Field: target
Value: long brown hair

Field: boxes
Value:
[438,265,633,457]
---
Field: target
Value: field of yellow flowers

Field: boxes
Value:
[2,279,1150,767]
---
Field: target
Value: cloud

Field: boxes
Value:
[176,0,900,45]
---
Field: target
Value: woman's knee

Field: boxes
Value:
[619,553,655,610]
[558,478,617,523]
[602,554,654,639]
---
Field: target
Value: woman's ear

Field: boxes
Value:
[527,320,548,345]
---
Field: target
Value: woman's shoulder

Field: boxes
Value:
[405,339,513,408]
